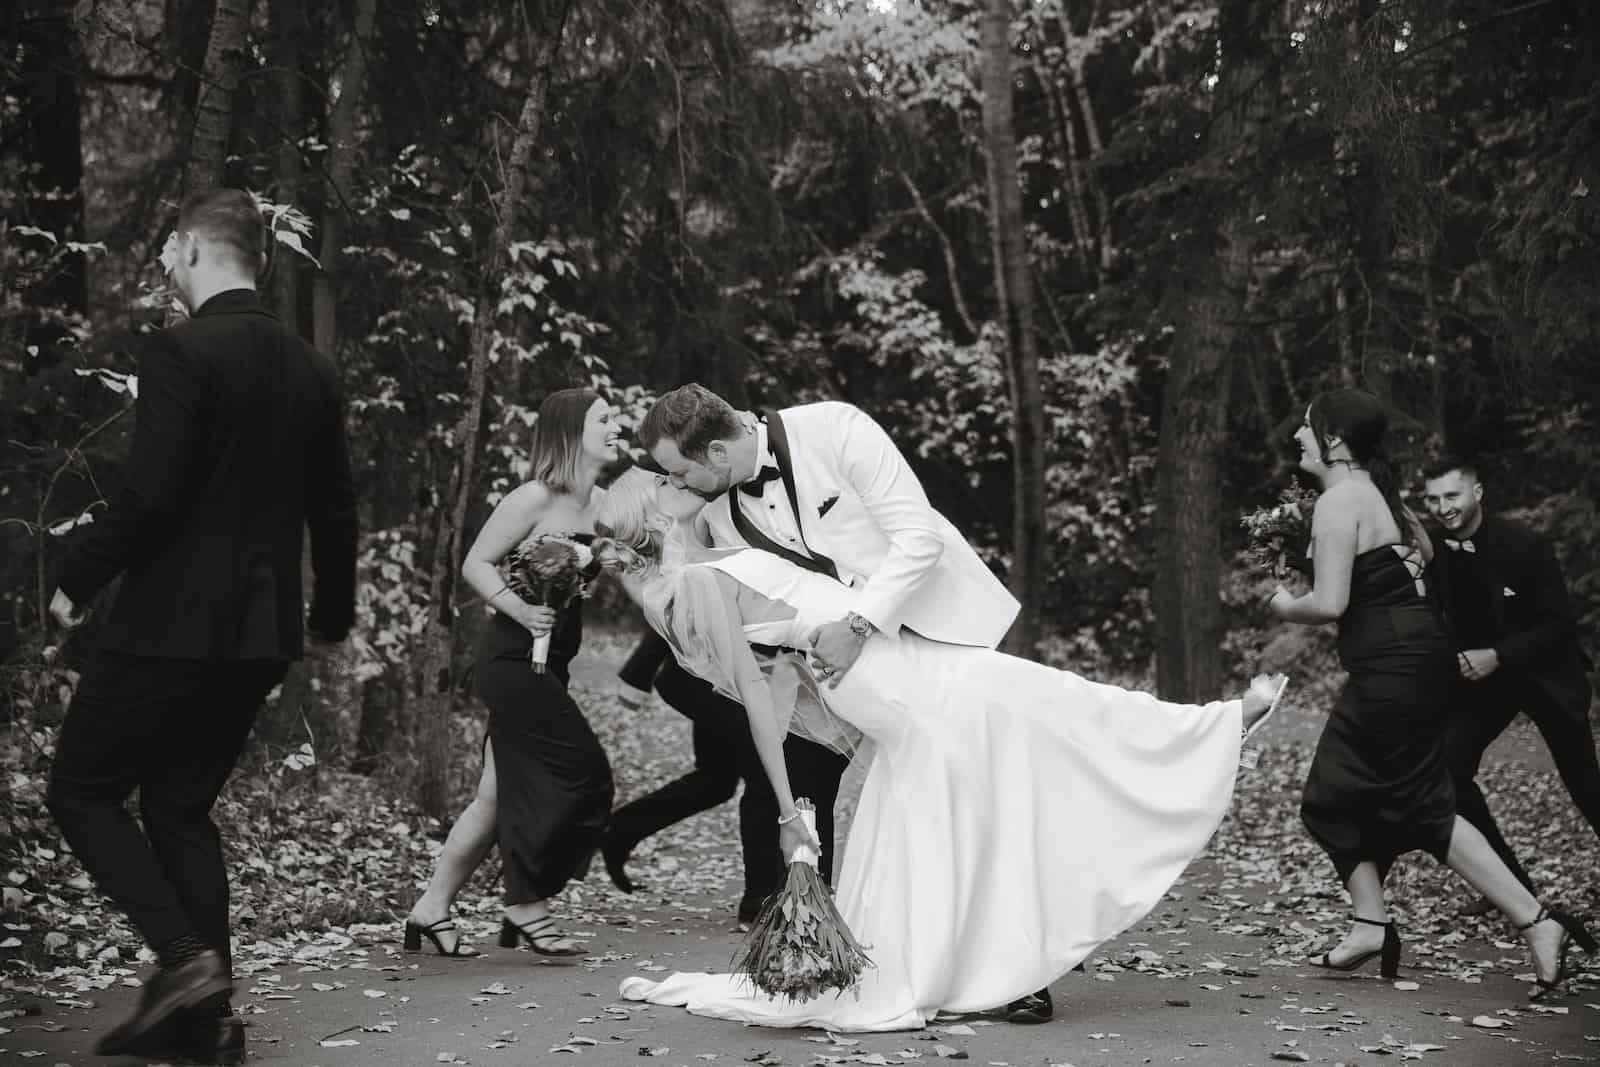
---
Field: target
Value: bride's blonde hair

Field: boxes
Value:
[594,467,666,573]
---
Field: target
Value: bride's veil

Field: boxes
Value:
[613,510,870,880]
[636,521,863,763]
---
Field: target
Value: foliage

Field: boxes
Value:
[5,0,1597,748]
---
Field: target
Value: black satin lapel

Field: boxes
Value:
[762,411,840,582]
[729,488,834,577]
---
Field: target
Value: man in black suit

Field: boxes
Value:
[1421,455,1598,912]
[46,188,357,1062]
[601,631,783,922]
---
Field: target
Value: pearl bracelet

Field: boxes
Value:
[776,809,803,826]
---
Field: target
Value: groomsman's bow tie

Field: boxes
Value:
[739,465,782,496]
[1445,537,1476,553]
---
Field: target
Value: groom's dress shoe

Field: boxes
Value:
[1004,987,1053,1024]
[112,1011,246,1066]
[737,894,769,925]
[171,1012,246,1066]
[94,950,231,1056]
[600,834,639,894]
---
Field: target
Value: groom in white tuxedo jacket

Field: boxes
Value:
[640,386,1055,1023]
[642,387,1017,664]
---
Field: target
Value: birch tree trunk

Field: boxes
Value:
[981,0,1046,657]
[182,0,250,194]
[411,9,571,820]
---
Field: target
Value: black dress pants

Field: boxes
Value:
[611,660,850,894]
[46,652,288,974]
[1449,674,1600,893]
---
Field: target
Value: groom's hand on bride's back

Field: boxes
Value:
[807,616,872,689]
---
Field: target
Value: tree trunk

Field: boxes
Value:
[1152,0,1277,701]
[896,168,980,341]
[1057,10,1114,272]
[254,0,345,754]
[268,0,305,329]
[1032,64,1094,279]
[980,0,1047,657]
[351,668,400,776]
[183,0,251,194]
[312,0,378,356]
[410,6,571,821]
[14,0,86,331]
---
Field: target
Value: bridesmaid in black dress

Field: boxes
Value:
[1268,389,1592,997]
[404,388,620,957]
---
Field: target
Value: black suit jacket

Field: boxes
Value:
[1425,513,1593,717]
[57,289,358,660]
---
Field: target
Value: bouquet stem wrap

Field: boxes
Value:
[529,623,552,675]
[788,808,820,867]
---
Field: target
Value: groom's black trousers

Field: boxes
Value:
[613,649,850,892]
[47,651,287,973]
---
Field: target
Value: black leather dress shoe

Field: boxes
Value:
[167,1014,246,1065]
[96,1001,244,1064]
[737,894,769,925]
[1004,987,1053,1024]
[600,834,638,894]
[94,950,231,1056]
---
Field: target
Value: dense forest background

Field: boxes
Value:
[3,0,1596,821]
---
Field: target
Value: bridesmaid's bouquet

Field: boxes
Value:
[503,534,596,673]
[732,801,873,1002]
[1240,484,1319,579]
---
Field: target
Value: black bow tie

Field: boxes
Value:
[739,465,782,497]
[1445,537,1476,553]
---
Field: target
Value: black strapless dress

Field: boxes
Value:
[476,567,613,903]
[1299,546,1458,882]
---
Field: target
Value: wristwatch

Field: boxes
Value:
[845,611,875,639]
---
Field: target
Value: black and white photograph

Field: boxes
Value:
[1,0,1596,1063]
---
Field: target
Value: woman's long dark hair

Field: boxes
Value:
[1308,388,1415,542]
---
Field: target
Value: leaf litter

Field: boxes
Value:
[2,636,1595,1061]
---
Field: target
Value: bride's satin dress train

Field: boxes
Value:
[620,552,1244,1031]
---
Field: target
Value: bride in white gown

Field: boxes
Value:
[595,468,1283,1033]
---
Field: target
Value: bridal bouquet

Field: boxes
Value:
[502,534,596,673]
[732,800,873,1003]
[1240,484,1319,579]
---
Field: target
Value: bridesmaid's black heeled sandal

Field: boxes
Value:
[1518,906,1597,1001]
[499,915,586,958]
[403,917,478,958]
[1309,916,1401,979]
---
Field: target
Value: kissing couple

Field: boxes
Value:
[591,384,1285,1033]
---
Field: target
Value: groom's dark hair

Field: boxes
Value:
[639,383,743,462]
